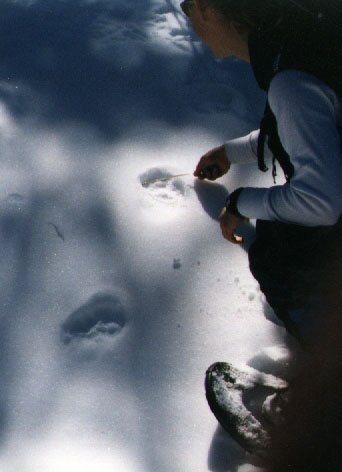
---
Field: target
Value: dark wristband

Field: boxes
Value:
[225,187,246,219]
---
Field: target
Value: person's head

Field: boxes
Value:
[181,0,283,61]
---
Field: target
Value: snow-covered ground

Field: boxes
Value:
[0,1,296,471]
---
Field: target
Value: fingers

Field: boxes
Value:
[219,209,244,244]
[193,145,230,180]
[232,234,244,244]
[194,163,222,180]
[198,164,221,180]
[221,226,243,244]
[224,230,243,244]
[194,159,216,179]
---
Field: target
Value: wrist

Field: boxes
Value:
[225,188,246,219]
[215,145,231,172]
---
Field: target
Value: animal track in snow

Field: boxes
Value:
[7,193,25,204]
[61,293,127,345]
[139,168,187,204]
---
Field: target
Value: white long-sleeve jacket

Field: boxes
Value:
[225,70,342,227]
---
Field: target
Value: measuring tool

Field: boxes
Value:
[141,165,220,187]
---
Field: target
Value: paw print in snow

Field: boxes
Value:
[61,293,127,345]
[140,168,187,205]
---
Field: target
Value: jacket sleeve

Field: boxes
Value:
[224,130,260,164]
[236,70,342,226]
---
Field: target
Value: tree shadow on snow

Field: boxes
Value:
[0,0,263,143]
[0,174,126,445]
[0,0,266,468]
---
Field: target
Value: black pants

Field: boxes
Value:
[248,219,342,341]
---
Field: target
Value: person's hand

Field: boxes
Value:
[194,145,231,181]
[219,207,249,244]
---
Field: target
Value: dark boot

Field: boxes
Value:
[205,361,287,457]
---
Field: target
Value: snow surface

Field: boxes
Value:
[0,1,297,471]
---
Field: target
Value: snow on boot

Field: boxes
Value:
[205,362,287,457]
[262,390,290,426]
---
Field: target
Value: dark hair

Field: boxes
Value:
[198,0,342,38]
[197,0,283,30]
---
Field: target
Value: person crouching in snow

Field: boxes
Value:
[181,0,342,460]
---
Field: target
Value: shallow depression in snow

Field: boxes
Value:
[7,193,25,204]
[139,167,187,203]
[61,293,127,345]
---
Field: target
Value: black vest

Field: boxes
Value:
[248,8,342,181]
